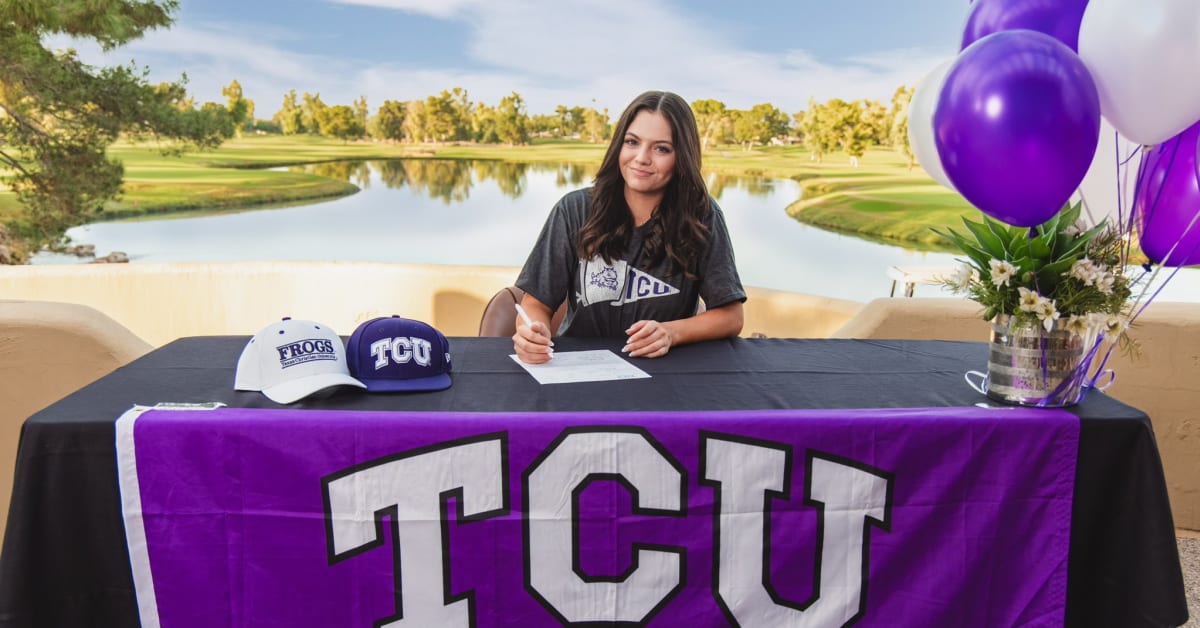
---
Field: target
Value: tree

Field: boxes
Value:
[403,99,429,143]
[824,99,874,166]
[799,98,838,162]
[315,104,364,142]
[554,105,570,137]
[691,99,729,150]
[732,102,790,150]
[859,99,888,146]
[567,106,586,137]
[221,79,251,136]
[300,92,326,134]
[528,113,557,137]
[790,110,806,144]
[352,95,368,129]
[494,92,530,145]
[275,89,304,135]
[372,99,406,142]
[424,88,471,142]
[551,104,585,138]
[472,101,499,143]
[581,105,609,143]
[0,0,237,261]
[889,86,915,170]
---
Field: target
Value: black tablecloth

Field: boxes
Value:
[0,336,1187,627]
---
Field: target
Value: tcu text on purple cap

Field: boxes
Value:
[369,336,433,370]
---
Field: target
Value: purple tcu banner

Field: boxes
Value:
[115,405,1078,627]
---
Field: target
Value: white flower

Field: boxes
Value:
[989,259,1016,287]
[1069,259,1095,283]
[1103,315,1129,335]
[1018,287,1041,312]
[1034,298,1060,332]
[1062,219,1088,238]
[1065,315,1089,336]
[950,263,976,289]
[1096,272,1115,295]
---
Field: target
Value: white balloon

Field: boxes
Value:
[1078,0,1200,145]
[1073,118,1143,230]
[907,59,956,192]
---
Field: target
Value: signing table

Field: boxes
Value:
[0,336,1187,627]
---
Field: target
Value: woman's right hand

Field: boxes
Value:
[513,320,554,364]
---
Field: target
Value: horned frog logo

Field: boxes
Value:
[589,266,619,292]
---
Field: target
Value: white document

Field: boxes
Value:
[509,350,651,385]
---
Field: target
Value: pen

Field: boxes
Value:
[514,303,553,356]
[514,303,534,328]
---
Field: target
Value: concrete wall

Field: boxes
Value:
[0,263,862,345]
[0,262,522,346]
[0,301,153,544]
[834,297,1200,532]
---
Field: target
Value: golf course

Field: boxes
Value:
[0,135,978,254]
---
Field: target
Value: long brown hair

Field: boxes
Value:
[577,90,710,279]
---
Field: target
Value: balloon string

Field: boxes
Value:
[1114,136,1141,248]
[1130,227,1200,321]
[1139,135,1180,239]
[1022,231,1052,387]
[1124,143,1152,266]
[1123,131,1200,324]
[1110,131,1121,235]
[1035,333,1106,407]
[1129,153,1200,317]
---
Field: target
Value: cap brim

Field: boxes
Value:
[360,372,452,393]
[234,339,262,391]
[262,373,366,404]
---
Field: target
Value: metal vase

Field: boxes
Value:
[986,315,1085,407]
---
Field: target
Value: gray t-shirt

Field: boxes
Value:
[516,188,746,337]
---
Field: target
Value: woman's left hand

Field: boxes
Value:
[623,320,675,358]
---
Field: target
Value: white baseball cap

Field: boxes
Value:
[235,318,366,403]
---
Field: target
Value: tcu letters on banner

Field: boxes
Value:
[116,406,1078,627]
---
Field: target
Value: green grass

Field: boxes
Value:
[0,135,979,249]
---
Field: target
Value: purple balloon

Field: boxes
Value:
[1134,119,1200,267]
[934,30,1100,227]
[962,0,1090,52]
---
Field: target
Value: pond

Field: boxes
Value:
[33,159,1200,304]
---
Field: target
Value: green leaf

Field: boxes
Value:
[1058,200,1083,228]
[961,217,1007,259]
[1058,223,1107,260]
[1007,228,1027,257]
[982,216,1015,257]
[1013,231,1051,261]
[1040,257,1076,280]
[933,226,986,260]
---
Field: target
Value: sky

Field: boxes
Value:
[57,0,972,118]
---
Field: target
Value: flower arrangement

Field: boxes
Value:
[936,201,1135,338]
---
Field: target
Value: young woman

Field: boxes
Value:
[513,90,745,364]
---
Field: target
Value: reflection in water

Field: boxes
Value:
[706,172,781,199]
[44,159,1200,304]
[303,161,371,189]
[472,161,530,199]
[289,159,784,207]
[295,159,478,204]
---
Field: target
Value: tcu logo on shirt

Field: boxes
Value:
[368,336,433,371]
[578,257,679,307]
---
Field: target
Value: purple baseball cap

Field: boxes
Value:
[346,316,452,392]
